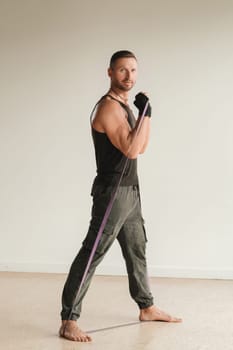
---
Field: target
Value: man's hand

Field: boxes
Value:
[134,92,152,117]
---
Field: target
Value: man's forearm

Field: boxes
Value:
[126,116,150,158]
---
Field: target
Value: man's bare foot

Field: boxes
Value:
[59,320,92,342]
[139,305,182,323]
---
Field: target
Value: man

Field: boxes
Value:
[59,50,182,342]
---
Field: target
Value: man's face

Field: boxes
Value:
[108,57,138,92]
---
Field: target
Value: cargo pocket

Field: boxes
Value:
[82,217,116,256]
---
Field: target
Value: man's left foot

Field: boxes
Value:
[139,305,182,323]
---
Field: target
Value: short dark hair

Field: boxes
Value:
[110,50,137,68]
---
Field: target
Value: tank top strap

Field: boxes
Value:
[89,94,136,128]
[104,94,136,128]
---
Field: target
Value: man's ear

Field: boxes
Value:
[108,67,112,78]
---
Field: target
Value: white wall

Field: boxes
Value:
[0,0,233,279]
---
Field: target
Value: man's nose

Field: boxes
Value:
[125,71,131,80]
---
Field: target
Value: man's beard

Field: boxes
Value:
[114,81,134,92]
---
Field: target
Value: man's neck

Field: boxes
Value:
[108,87,129,104]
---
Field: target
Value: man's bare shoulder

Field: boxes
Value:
[92,96,127,132]
[96,96,124,118]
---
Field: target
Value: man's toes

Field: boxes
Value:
[81,336,90,342]
[84,335,92,342]
[170,316,181,322]
[76,333,91,342]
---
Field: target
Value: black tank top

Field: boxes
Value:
[91,95,139,187]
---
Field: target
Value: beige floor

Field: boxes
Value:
[0,272,233,350]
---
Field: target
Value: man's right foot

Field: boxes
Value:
[59,320,92,342]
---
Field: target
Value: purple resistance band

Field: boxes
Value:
[67,100,149,322]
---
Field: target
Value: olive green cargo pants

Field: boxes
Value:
[61,184,154,321]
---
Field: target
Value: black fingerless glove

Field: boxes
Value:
[134,92,152,117]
